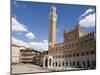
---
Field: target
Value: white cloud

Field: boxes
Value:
[12,36,48,51]
[12,36,29,47]
[79,13,95,28]
[26,32,35,39]
[12,17,28,32]
[30,40,48,51]
[80,8,94,18]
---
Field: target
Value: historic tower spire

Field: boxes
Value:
[48,6,57,49]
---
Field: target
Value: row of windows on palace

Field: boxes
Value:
[53,37,94,50]
[49,59,96,69]
[53,50,95,59]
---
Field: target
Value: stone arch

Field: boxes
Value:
[73,61,75,67]
[45,58,48,67]
[62,61,64,66]
[56,62,57,67]
[91,60,96,69]
[82,61,86,68]
[87,60,90,68]
[49,58,52,66]
[77,61,80,68]
[66,61,68,66]
[59,62,61,67]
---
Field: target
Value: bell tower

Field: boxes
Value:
[48,6,57,49]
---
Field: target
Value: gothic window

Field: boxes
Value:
[69,44,71,47]
[72,43,74,47]
[66,39,67,41]
[56,56,57,58]
[76,43,78,46]
[66,55,68,57]
[91,50,95,54]
[86,51,89,55]
[73,54,75,57]
[76,53,79,56]
[65,45,67,48]
[62,46,64,48]
[81,52,85,56]
[59,56,60,59]
[69,54,71,57]
[59,47,60,49]
[62,55,64,58]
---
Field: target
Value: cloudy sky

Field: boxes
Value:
[12,0,96,52]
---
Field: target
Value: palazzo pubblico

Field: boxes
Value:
[43,6,96,71]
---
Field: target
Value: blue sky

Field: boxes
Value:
[12,0,96,51]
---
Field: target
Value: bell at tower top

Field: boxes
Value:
[50,5,56,13]
[49,5,57,20]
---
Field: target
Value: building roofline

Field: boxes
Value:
[12,44,21,47]
[20,48,41,53]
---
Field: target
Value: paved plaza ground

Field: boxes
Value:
[12,63,85,74]
[12,64,49,74]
